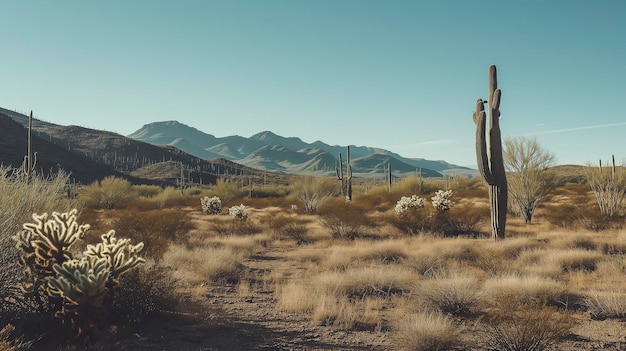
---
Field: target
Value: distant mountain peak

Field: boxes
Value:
[251,130,278,140]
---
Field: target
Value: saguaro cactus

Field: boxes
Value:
[23,110,37,180]
[336,146,353,201]
[473,65,507,240]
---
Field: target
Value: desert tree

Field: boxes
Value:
[291,175,338,214]
[503,136,556,224]
[584,155,626,218]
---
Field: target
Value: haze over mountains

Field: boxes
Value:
[129,121,476,178]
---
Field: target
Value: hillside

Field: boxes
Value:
[1,110,271,185]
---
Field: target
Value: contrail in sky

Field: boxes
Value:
[532,121,626,135]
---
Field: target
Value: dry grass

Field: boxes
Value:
[584,290,626,319]
[416,271,483,316]
[162,244,244,284]
[482,302,576,351]
[395,312,461,351]
[482,274,567,307]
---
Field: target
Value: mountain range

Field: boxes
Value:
[129,121,476,178]
[0,107,476,185]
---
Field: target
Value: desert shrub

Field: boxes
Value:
[263,214,310,243]
[153,186,184,209]
[543,203,579,228]
[418,272,483,316]
[133,184,162,198]
[291,175,338,214]
[109,209,195,261]
[318,200,375,240]
[575,205,624,231]
[209,178,243,204]
[80,176,135,209]
[443,205,489,237]
[109,260,180,326]
[201,196,222,215]
[482,301,576,351]
[583,161,626,218]
[395,312,461,351]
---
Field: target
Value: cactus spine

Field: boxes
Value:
[336,146,353,201]
[473,65,507,240]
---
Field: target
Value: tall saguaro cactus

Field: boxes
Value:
[336,146,353,201]
[473,65,507,240]
[23,110,37,181]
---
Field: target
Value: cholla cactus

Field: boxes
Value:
[229,204,248,220]
[201,196,222,215]
[84,230,145,282]
[13,209,144,346]
[48,256,109,306]
[395,195,426,215]
[432,190,453,212]
[12,209,90,307]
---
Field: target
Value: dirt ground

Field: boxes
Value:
[101,241,626,351]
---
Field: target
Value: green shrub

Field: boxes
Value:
[80,176,135,209]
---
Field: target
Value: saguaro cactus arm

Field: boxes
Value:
[473,99,495,185]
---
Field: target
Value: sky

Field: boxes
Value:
[1,1,624,167]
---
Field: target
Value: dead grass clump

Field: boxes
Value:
[547,249,605,272]
[482,302,576,351]
[355,240,410,264]
[205,233,272,256]
[277,281,318,312]
[311,295,384,331]
[314,266,415,299]
[584,290,626,319]
[417,271,483,316]
[482,275,566,307]
[162,245,243,284]
[395,312,461,351]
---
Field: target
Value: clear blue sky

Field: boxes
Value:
[1,1,624,166]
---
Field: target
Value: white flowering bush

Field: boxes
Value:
[395,195,426,216]
[432,190,453,212]
[229,204,248,220]
[201,196,222,215]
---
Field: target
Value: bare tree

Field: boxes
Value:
[292,175,338,214]
[584,155,626,218]
[503,137,556,224]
